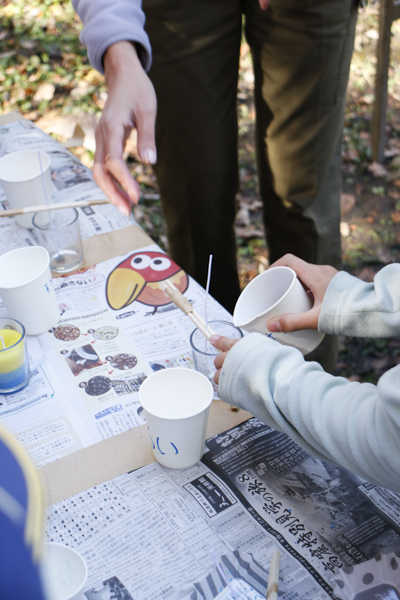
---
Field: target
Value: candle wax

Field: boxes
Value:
[0,329,24,373]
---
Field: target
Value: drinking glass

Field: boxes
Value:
[33,208,83,274]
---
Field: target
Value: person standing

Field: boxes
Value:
[72,0,360,371]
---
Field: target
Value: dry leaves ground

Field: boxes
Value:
[1,1,400,382]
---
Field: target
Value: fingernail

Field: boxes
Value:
[209,335,219,343]
[268,321,282,332]
[141,149,157,164]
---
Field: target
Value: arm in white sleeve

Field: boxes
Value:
[72,0,152,73]
[218,333,400,491]
[319,263,400,337]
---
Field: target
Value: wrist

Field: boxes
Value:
[103,41,142,84]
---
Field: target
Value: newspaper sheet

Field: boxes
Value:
[45,418,400,600]
[0,243,231,464]
[0,118,135,247]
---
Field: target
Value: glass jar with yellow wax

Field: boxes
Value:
[0,318,30,394]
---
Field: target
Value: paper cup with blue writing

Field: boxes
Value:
[139,368,213,469]
[0,246,60,336]
[233,266,325,355]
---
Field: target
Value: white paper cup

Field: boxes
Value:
[233,266,324,355]
[0,246,60,336]
[41,542,88,600]
[139,368,213,469]
[0,150,53,228]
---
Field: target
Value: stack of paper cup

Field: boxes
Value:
[0,247,60,336]
[0,150,53,228]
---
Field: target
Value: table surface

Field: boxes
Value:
[1,111,399,600]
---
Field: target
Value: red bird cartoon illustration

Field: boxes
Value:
[106,251,189,313]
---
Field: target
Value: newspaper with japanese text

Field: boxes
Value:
[0,243,231,465]
[0,118,134,248]
[45,418,400,600]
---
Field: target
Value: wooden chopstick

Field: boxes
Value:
[161,279,220,345]
[266,549,281,600]
[0,198,110,217]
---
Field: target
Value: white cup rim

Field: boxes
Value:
[0,150,50,183]
[42,541,88,600]
[234,266,297,327]
[0,246,50,290]
[139,367,213,421]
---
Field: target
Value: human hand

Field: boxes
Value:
[209,335,241,384]
[266,254,338,332]
[94,41,157,217]
[259,0,271,9]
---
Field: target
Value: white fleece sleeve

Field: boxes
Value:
[319,264,400,337]
[72,0,152,73]
[218,333,400,492]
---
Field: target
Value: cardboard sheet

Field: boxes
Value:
[40,402,251,506]
[80,223,153,269]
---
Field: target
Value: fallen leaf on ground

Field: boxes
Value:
[389,189,400,200]
[358,216,375,223]
[33,83,55,102]
[235,226,264,238]
[343,147,360,162]
[341,193,356,214]
[235,206,251,227]
[368,161,389,177]
[391,211,400,223]
[137,175,157,187]
[340,222,351,237]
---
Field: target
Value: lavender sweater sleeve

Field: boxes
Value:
[218,265,400,491]
[72,0,152,73]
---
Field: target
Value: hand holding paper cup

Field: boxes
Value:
[233,266,324,354]
[139,368,213,469]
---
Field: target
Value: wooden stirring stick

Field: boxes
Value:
[161,279,220,346]
[0,198,110,218]
[266,549,281,600]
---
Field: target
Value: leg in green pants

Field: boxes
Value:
[143,0,358,369]
[143,0,243,314]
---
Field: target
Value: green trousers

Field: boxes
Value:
[143,0,358,371]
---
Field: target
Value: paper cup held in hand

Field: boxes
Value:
[139,368,213,469]
[233,266,324,355]
[41,542,88,600]
[0,246,60,336]
[0,150,54,228]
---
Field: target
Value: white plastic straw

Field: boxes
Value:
[204,254,213,353]
[0,335,5,350]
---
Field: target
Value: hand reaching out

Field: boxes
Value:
[94,41,157,217]
[266,254,338,333]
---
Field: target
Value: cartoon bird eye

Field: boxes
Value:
[151,257,171,271]
[131,255,151,269]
